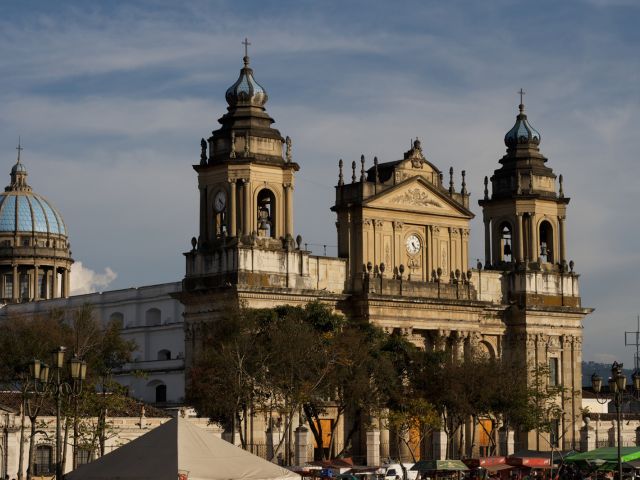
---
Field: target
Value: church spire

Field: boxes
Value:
[504,89,542,150]
[225,39,268,108]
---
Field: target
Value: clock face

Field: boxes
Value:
[214,191,226,213]
[406,234,421,256]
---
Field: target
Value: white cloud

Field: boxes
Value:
[70,261,117,295]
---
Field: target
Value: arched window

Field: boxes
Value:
[35,445,53,475]
[539,220,554,263]
[499,222,513,262]
[257,189,276,238]
[145,308,161,326]
[109,312,124,327]
[157,349,171,361]
[155,384,167,403]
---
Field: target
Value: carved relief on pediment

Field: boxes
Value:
[391,188,443,208]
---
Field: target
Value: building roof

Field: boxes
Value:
[1,155,68,236]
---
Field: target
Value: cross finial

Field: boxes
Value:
[242,37,251,58]
[16,137,23,163]
[518,88,525,105]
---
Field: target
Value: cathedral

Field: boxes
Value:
[178,51,591,459]
[0,49,591,467]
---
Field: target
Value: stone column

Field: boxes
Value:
[581,423,596,452]
[53,267,59,298]
[498,427,515,456]
[33,265,39,300]
[558,215,566,263]
[366,429,381,467]
[380,425,390,460]
[229,180,237,237]
[284,183,294,238]
[295,426,309,465]
[516,213,524,262]
[43,268,50,299]
[11,264,18,301]
[432,429,448,460]
[483,218,491,265]
[242,179,251,236]
[528,213,537,260]
[199,186,207,241]
[63,269,70,298]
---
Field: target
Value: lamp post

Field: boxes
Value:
[590,362,640,480]
[31,346,87,480]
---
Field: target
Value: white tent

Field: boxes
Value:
[66,417,300,480]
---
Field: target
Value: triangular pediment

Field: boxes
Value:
[363,177,473,218]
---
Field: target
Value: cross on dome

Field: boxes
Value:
[242,37,251,66]
[16,137,23,164]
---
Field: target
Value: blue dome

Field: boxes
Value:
[225,56,268,107]
[504,104,541,148]
[11,162,26,174]
[0,192,67,235]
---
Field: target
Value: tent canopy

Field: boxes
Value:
[565,447,640,465]
[411,460,469,472]
[65,417,300,480]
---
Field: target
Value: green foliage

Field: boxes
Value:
[187,302,574,461]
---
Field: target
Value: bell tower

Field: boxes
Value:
[479,93,569,270]
[195,42,298,249]
[479,93,592,452]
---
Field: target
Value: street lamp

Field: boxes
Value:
[591,361,640,480]
[31,346,87,480]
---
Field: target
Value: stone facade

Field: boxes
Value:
[178,54,592,460]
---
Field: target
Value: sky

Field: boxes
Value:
[0,0,638,366]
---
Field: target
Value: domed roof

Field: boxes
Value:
[11,162,26,174]
[225,56,268,108]
[504,103,541,148]
[0,192,67,235]
[0,158,68,236]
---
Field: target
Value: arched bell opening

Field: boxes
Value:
[256,189,276,238]
[539,220,554,263]
[499,221,513,263]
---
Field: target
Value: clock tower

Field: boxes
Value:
[194,49,298,249]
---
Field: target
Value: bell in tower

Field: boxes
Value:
[192,39,299,250]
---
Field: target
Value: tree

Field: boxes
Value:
[0,304,136,476]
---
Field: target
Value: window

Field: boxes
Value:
[549,358,559,387]
[145,308,161,326]
[19,272,29,299]
[157,349,171,361]
[75,448,92,466]
[499,222,513,262]
[550,419,560,447]
[257,189,276,238]
[155,384,167,403]
[109,312,125,327]
[4,274,13,299]
[38,273,46,299]
[539,220,554,263]
[35,445,53,475]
